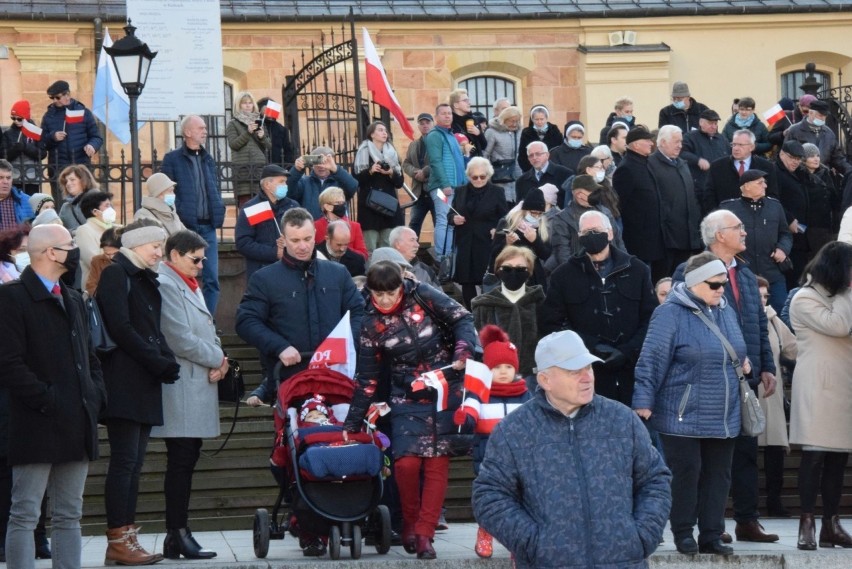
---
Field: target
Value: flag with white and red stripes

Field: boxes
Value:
[411,369,449,412]
[763,104,786,127]
[244,201,274,225]
[21,120,42,141]
[464,359,492,404]
[264,100,282,120]
[65,109,85,124]
[362,28,414,141]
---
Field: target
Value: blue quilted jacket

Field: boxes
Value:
[159,144,225,229]
[632,282,745,438]
[473,391,671,569]
[40,100,102,167]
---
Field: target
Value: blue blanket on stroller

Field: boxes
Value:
[297,426,383,479]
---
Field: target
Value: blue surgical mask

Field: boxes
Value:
[594,170,606,183]
[735,114,754,127]
[274,184,288,199]
[812,118,825,127]
[163,194,176,207]
[535,124,549,134]
[524,214,540,227]
[567,139,583,149]
[623,115,634,123]
[672,100,686,110]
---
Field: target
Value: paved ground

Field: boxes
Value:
[24,518,852,568]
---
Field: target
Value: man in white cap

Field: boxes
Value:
[472,330,671,568]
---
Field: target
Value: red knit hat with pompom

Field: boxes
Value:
[480,325,519,370]
[10,100,30,120]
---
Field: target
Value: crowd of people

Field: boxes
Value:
[1,76,852,568]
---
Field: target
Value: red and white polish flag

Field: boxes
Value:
[763,104,786,127]
[65,109,85,124]
[362,28,415,141]
[308,311,357,378]
[21,120,42,141]
[244,201,274,226]
[411,370,449,412]
[464,359,493,404]
[436,189,449,203]
[264,100,282,120]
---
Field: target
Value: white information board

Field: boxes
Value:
[127,0,224,120]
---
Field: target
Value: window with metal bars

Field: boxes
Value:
[458,76,517,119]
[781,70,831,101]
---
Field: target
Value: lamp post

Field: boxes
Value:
[104,20,157,212]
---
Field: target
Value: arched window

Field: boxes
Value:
[781,69,832,101]
[458,76,517,119]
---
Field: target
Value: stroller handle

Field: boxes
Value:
[270,352,315,380]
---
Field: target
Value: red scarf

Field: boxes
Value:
[166,262,199,292]
[490,380,528,397]
[371,288,404,314]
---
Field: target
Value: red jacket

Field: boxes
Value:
[314,216,368,260]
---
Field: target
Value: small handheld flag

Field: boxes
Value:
[65,109,85,124]
[763,104,787,127]
[243,201,274,226]
[264,100,282,120]
[21,120,42,142]
[411,369,449,412]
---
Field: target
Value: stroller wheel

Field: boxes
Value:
[253,508,271,558]
[351,524,362,559]
[329,525,341,560]
[375,504,392,554]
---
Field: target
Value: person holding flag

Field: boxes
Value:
[453,325,530,559]
[256,98,294,167]
[235,164,299,281]
[343,260,477,560]
[2,100,46,195]
[39,80,102,171]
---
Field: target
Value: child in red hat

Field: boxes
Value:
[454,325,531,558]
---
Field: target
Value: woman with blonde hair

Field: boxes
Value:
[313,186,368,259]
[483,106,523,204]
[488,187,551,291]
[226,91,271,206]
[57,164,99,232]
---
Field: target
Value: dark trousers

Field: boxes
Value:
[0,457,48,545]
[408,191,435,239]
[661,435,736,545]
[799,450,849,518]
[104,419,152,529]
[164,438,202,529]
[731,434,760,522]
[763,445,786,509]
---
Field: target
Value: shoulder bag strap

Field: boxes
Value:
[692,308,744,380]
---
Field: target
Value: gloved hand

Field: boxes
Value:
[159,361,181,384]
[453,407,468,426]
[593,343,627,369]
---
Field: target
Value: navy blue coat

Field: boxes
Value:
[236,255,364,401]
[160,144,225,229]
[286,166,358,220]
[234,192,299,281]
[673,257,775,383]
[473,391,671,569]
[40,99,102,167]
[633,282,745,438]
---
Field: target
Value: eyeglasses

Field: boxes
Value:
[186,254,207,265]
[499,266,529,274]
[9,117,23,122]
[528,151,548,158]
[704,280,729,290]
[45,240,76,253]
[470,174,488,181]
[578,229,607,236]
[730,142,752,148]
[49,92,68,101]
[720,223,745,232]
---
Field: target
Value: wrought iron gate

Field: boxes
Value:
[282,13,389,170]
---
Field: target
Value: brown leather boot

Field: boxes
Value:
[126,526,163,562]
[735,519,779,542]
[798,514,816,550]
[819,515,852,548]
[104,525,162,566]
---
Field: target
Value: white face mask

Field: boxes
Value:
[594,171,606,183]
[14,251,30,271]
[101,207,117,224]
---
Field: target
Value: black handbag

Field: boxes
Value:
[85,294,116,356]
[491,159,516,184]
[365,188,399,217]
[217,356,245,404]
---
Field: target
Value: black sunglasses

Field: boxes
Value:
[10,116,23,122]
[49,92,68,101]
[498,266,529,274]
[186,254,207,265]
[704,280,728,290]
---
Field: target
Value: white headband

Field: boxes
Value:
[121,226,166,250]
[530,105,548,119]
[565,123,585,136]
[684,260,728,288]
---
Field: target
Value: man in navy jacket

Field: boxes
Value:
[39,80,102,169]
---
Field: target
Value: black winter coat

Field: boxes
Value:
[704,155,779,213]
[0,268,106,465]
[451,112,487,155]
[40,99,103,167]
[719,196,792,285]
[646,151,702,252]
[775,159,818,226]
[355,161,404,231]
[722,115,771,155]
[680,130,730,203]
[550,143,592,175]
[344,280,477,457]
[236,254,365,401]
[658,98,708,132]
[517,123,562,172]
[235,191,300,281]
[612,149,665,262]
[489,219,552,292]
[262,117,295,166]
[449,182,508,284]
[471,285,546,377]
[98,253,178,426]
[538,247,656,406]
[515,162,572,207]
[2,124,46,163]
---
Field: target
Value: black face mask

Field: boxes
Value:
[497,266,530,291]
[578,231,610,255]
[331,204,347,218]
[59,246,81,275]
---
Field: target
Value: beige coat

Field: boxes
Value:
[150,263,223,438]
[758,305,797,449]
[789,284,852,450]
[133,196,186,237]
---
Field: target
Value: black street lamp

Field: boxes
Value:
[104,20,157,212]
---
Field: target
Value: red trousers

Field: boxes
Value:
[394,455,449,538]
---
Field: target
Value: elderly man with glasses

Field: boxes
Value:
[0,224,106,569]
[39,81,102,172]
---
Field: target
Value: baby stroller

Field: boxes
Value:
[252,365,392,560]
